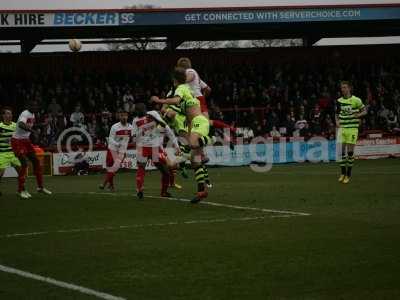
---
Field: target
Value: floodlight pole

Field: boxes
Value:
[302,36,321,47]
[165,38,183,50]
[20,38,42,54]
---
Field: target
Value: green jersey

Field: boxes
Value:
[0,122,16,152]
[166,88,183,115]
[165,88,187,133]
[337,96,365,129]
[174,84,200,115]
[167,104,183,115]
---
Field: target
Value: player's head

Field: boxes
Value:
[135,103,147,117]
[118,109,129,124]
[1,106,13,123]
[177,57,192,69]
[340,81,352,97]
[172,67,187,87]
[27,101,39,113]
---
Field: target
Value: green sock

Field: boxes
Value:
[203,165,210,184]
[194,166,206,192]
[199,136,214,147]
[347,152,354,177]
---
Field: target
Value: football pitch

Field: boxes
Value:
[0,159,399,299]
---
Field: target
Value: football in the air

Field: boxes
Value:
[69,39,82,52]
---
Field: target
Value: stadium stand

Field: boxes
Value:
[1,45,399,148]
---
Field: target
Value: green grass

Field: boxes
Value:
[0,159,400,299]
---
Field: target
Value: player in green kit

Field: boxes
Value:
[152,67,213,203]
[162,87,213,188]
[0,107,21,196]
[336,81,367,184]
[163,102,215,186]
[162,101,189,142]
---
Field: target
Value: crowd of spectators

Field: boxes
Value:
[1,47,400,148]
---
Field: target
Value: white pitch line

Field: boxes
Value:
[145,195,311,216]
[262,171,400,175]
[0,264,126,300]
[0,216,269,239]
[80,192,311,217]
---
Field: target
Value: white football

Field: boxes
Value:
[69,39,82,52]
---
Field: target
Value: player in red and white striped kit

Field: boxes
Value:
[177,57,237,135]
[100,110,133,192]
[182,64,211,118]
[133,109,180,199]
[11,102,51,199]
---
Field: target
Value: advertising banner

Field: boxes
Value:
[1,6,400,28]
[0,138,389,176]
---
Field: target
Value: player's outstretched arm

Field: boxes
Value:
[151,96,181,105]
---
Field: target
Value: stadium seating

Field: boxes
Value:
[0,45,399,148]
